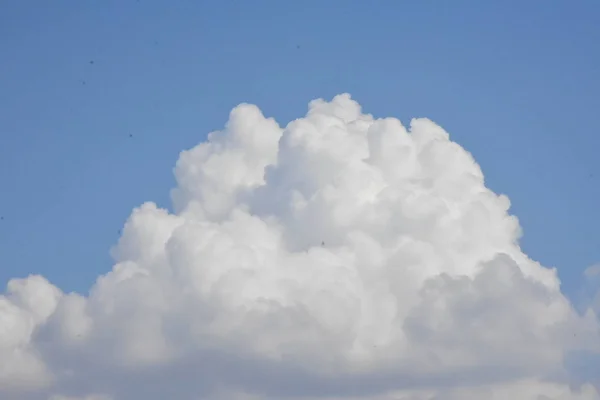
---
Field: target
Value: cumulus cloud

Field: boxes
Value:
[585,264,600,279]
[1,94,599,400]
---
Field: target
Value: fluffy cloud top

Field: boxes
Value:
[1,94,599,400]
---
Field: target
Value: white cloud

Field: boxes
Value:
[1,94,599,400]
[585,264,600,278]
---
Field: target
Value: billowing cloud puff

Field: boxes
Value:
[1,94,599,400]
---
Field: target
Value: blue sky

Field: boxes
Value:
[1,0,598,303]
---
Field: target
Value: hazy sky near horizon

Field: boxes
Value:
[1,2,600,399]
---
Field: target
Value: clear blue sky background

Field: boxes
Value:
[1,1,598,305]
